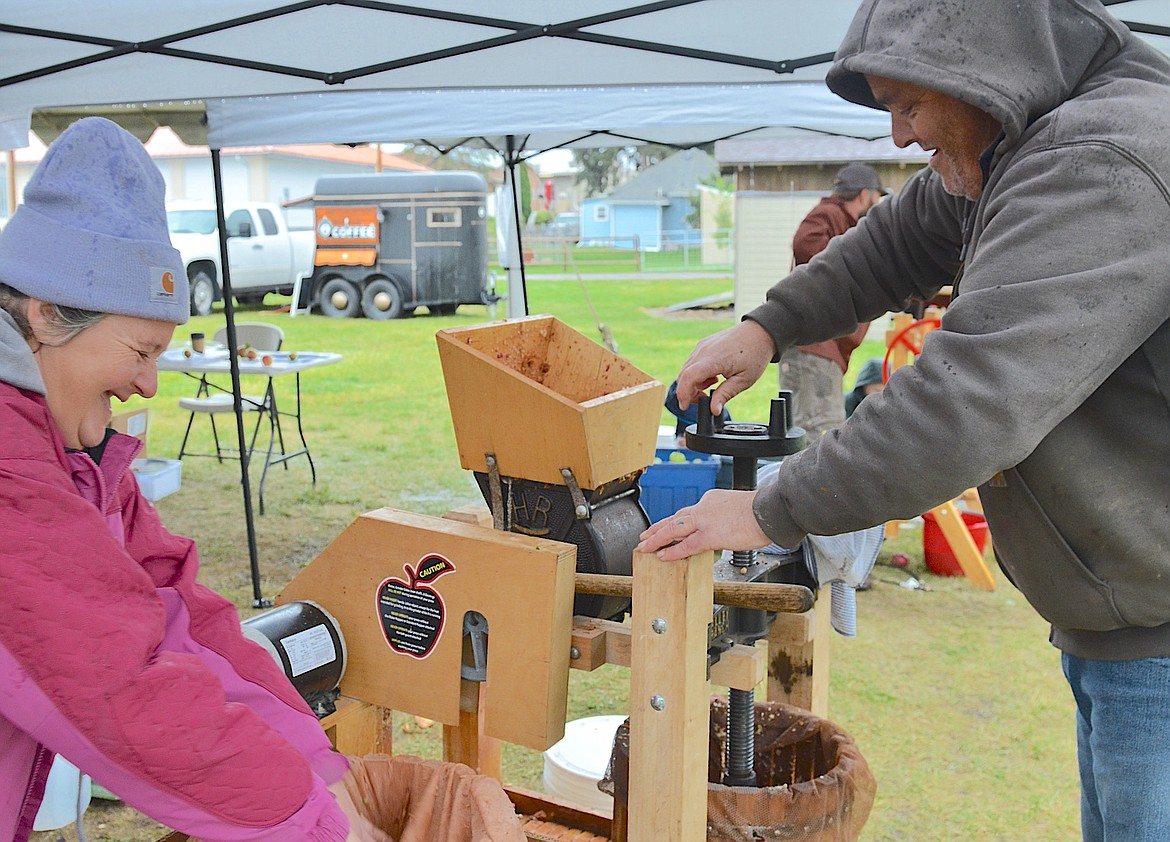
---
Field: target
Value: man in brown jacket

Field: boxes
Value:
[781,162,886,438]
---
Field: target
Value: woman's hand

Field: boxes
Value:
[636,489,771,562]
[329,777,395,842]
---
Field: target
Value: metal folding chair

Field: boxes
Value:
[176,323,286,511]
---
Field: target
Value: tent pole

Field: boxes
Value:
[505,135,529,318]
[211,149,269,608]
[5,150,15,219]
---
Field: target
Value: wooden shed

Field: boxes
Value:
[714,137,929,316]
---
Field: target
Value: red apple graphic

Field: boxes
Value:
[377,554,456,659]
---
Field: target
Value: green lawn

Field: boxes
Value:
[93,277,1078,842]
[507,242,731,275]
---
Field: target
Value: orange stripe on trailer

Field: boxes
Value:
[315,248,376,267]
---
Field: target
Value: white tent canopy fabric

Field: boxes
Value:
[0,0,857,143]
[2,0,1166,153]
[204,82,893,151]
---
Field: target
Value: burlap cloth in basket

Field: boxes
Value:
[344,754,526,842]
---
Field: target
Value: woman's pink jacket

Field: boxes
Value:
[0,380,349,841]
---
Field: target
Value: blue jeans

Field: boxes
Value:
[1062,653,1170,841]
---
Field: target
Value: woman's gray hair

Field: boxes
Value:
[0,282,105,344]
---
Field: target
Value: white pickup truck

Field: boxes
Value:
[166,201,315,316]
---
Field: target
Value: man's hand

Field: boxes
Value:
[676,320,776,415]
[636,489,771,562]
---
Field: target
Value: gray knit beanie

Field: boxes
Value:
[0,117,188,324]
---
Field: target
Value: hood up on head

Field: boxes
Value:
[825,0,1133,143]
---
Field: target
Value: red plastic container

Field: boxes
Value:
[921,510,990,576]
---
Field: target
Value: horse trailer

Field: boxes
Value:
[296,171,493,319]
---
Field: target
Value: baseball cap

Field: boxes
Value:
[832,163,889,195]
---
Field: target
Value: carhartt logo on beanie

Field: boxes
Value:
[0,116,189,324]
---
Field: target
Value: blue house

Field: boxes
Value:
[581,148,717,251]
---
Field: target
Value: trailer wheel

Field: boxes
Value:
[318,277,361,318]
[189,270,216,317]
[361,277,405,320]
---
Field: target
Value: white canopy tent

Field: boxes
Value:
[3,0,1165,152]
[0,1,860,136]
[2,0,1166,601]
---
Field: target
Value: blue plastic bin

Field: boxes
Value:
[639,448,720,524]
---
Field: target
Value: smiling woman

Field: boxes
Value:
[26,310,174,449]
[0,118,387,842]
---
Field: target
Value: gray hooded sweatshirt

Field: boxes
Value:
[746,0,1170,660]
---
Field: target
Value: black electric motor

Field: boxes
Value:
[241,601,347,717]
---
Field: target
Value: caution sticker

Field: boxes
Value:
[377,554,455,659]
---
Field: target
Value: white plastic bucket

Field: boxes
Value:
[541,715,625,816]
[33,755,92,831]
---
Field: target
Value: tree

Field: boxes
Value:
[573,148,624,196]
[572,144,712,197]
[518,163,533,222]
[628,143,679,171]
[394,144,502,180]
[685,173,735,231]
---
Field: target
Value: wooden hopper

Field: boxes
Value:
[436,315,665,489]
